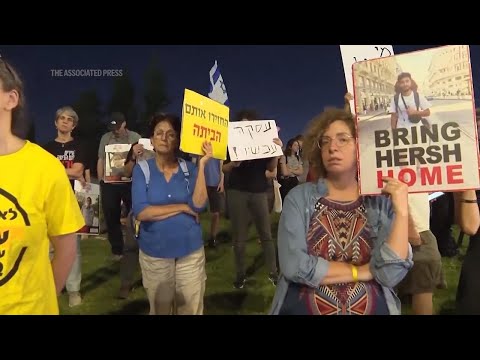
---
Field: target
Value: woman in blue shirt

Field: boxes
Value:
[271,108,413,315]
[132,113,212,315]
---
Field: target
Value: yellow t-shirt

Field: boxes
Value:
[0,141,85,315]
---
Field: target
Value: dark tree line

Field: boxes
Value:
[33,56,169,177]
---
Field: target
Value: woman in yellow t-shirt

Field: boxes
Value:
[0,58,85,315]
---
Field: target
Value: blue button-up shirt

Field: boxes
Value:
[132,158,206,259]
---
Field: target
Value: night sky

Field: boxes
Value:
[1,45,479,145]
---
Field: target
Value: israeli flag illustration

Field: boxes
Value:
[208,60,229,106]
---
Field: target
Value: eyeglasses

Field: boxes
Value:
[317,133,354,149]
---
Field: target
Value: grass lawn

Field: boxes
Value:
[58,214,466,315]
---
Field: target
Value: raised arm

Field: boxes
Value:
[368,178,413,288]
[344,92,353,114]
[190,141,212,211]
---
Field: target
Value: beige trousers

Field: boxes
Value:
[139,247,206,315]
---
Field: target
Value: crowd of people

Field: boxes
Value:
[1,59,480,315]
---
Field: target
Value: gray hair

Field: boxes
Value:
[55,106,79,125]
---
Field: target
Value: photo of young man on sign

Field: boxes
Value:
[353,45,479,195]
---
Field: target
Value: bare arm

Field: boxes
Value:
[344,92,353,114]
[290,164,304,176]
[191,160,208,209]
[382,178,410,259]
[124,159,135,178]
[216,160,225,192]
[408,212,421,246]
[97,158,104,182]
[66,163,85,180]
[265,167,277,179]
[50,233,77,295]
[267,156,280,172]
[85,169,91,183]
[219,160,224,182]
[150,212,183,221]
[385,213,409,259]
[223,161,240,173]
[320,262,371,285]
[418,108,430,117]
[344,99,352,114]
[454,190,480,236]
[278,156,290,177]
[137,204,188,222]
[391,113,398,129]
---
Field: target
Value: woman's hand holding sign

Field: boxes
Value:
[381,176,409,217]
[273,137,283,148]
[199,141,213,165]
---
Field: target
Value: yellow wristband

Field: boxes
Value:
[351,265,358,282]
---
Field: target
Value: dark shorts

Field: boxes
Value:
[397,230,446,295]
[207,186,223,213]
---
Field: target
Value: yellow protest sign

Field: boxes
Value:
[180,89,229,160]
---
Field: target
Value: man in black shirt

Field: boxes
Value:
[223,110,282,289]
[43,106,87,307]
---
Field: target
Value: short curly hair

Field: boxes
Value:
[303,107,356,179]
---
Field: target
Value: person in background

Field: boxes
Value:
[82,197,94,227]
[455,110,480,314]
[192,155,224,248]
[396,193,446,315]
[270,108,413,315]
[222,109,282,289]
[265,168,277,214]
[116,133,153,299]
[132,113,211,315]
[43,106,87,308]
[454,187,480,314]
[278,138,303,201]
[205,157,224,248]
[97,112,141,260]
[429,193,459,257]
[0,58,84,314]
[294,134,308,184]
